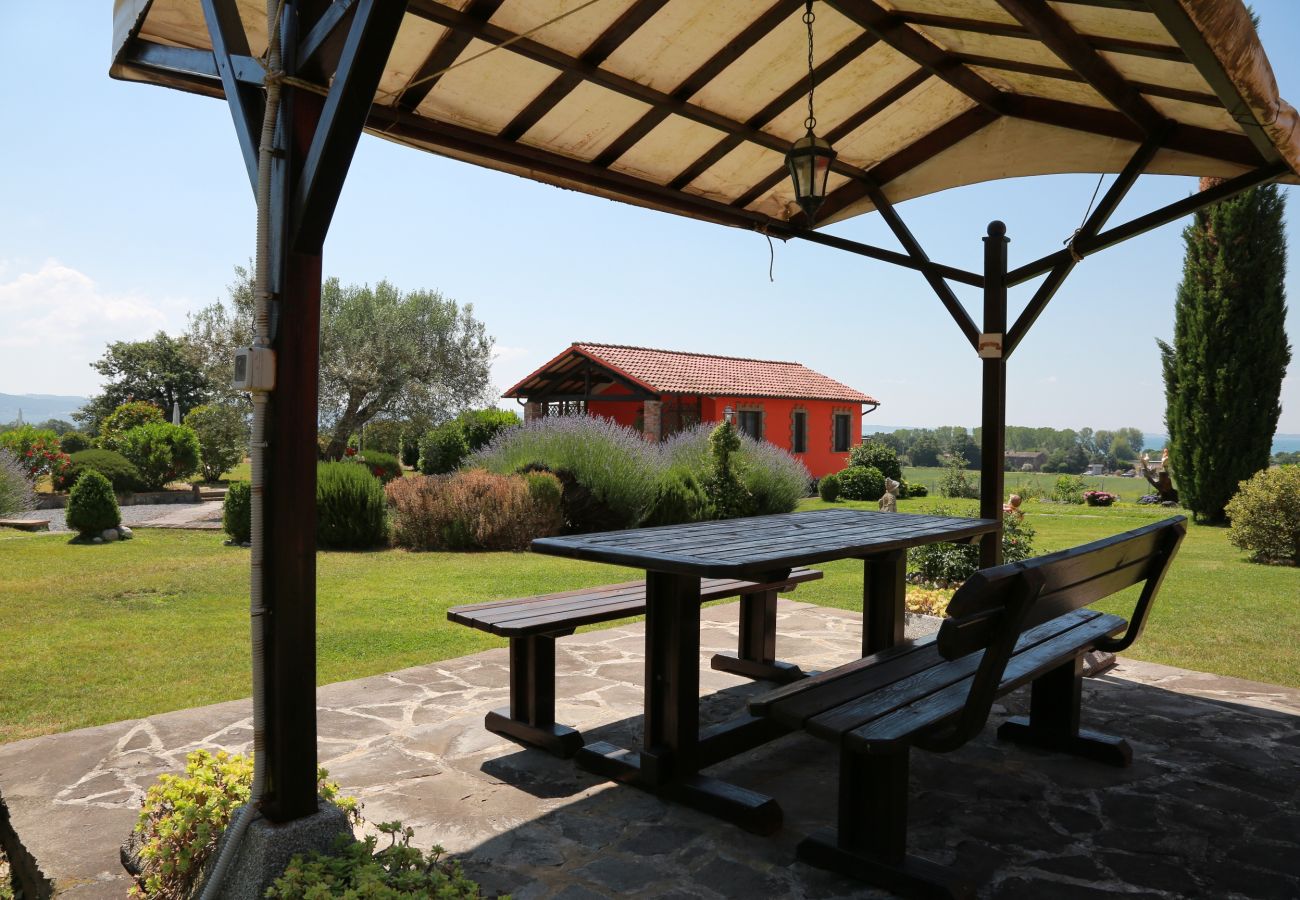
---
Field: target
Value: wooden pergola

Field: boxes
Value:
[111,0,1299,823]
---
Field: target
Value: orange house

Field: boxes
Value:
[503,343,879,478]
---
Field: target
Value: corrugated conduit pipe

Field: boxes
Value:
[200,0,280,896]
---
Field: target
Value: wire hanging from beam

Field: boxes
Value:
[1064,171,1106,262]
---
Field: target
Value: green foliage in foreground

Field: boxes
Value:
[267,825,488,899]
[130,750,357,900]
[1225,465,1300,565]
[2,499,1298,743]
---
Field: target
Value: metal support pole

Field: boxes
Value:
[979,221,1008,568]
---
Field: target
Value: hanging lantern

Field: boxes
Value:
[785,1,836,222]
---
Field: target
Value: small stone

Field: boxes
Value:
[92,536,104,544]
[119,526,133,539]
[102,528,120,542]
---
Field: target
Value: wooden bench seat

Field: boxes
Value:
[449,567,822,757]
[750,517,1187,899]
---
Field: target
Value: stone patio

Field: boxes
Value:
[2,599,1298,899]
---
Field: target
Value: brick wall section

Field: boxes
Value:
[524,401,543,422]
[642,400,662,442]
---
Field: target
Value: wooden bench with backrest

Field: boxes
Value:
[449,567,823,757]
[749,517,1186,899]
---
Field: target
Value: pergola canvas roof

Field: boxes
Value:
[113,0,1300,236]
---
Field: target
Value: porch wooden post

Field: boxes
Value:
[261,1,326,822]
[979,221,1008,568]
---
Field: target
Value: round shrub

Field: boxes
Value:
[54,449,142,492]
[184,403,247,482]
[223,480,252,544]
[114,423,201,490]
[418,424,470,475]
[98,400,164,444]
[1225,465,1300,565]
[838,465,886,501]
[356,449,402,484]
[317,461,388,549]
[902,480,928,498]
[66,469,121,537]
[739,433,811,514]
[818,473,841,502]
[1083,490,1117,507]
[0,449,35,517]
[646,468,713,526]
[59,431,92,454]
[848,440,902,482]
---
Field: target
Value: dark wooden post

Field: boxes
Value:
[261,1,326,823]
[979,221,1008,568]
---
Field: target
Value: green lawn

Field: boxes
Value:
[2,498,1296,744]
[903,466,1152,502]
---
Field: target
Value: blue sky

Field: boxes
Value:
[1,2,1297,433]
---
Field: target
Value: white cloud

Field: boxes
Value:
[0,260,189,396]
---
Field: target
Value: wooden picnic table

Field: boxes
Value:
[531,508,999,833]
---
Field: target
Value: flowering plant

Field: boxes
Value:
[0,426,70,481]
[1083,490,1117,507]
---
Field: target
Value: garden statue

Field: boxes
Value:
[1003,493,1023,520]
[879,478,899,513]
[1139,448,1179,503]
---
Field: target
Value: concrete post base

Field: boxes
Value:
[207,800,353,899]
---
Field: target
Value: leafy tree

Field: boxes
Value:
[948,432,981,470]
[184,403,249,482]
[1117,427,1145,457]
[910,434,941,467]
[75,332,210,434]
[98,401,165,445]
[1159,180,1291,522]
[191,268,495,460]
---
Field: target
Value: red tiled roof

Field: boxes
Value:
[504,343,877,404]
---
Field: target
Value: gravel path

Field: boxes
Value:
[11,502,223,534]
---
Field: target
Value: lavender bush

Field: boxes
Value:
[471,416,810,532]
[0,449,35,517]
[471,415,663,529]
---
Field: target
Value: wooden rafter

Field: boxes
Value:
[995,0,1165,134]
[499,0,670,143]
[890,10,1187,63]
[397,0,505,113]
[294,0,410,251]
[668,31,878,192]
[199,0,264,188]
[590,0,804,168]
[955,54,1219,107]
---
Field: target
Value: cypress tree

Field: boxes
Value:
[1158,180,1291,523]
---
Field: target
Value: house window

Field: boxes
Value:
[738,409,763,440]
[791,410,807,454]
[833,413,852,453]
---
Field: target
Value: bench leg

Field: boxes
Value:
[996,655,1131,767]
[485,633,583,758]
[711,589,808,683]
[798,748,973,899]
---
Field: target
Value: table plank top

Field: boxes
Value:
[531,509,999,578]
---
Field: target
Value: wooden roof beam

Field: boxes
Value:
[890,10,1187,62]
[405,0,880,187]
[994,0,1166,134]
[590,0,804,168]
[827,0,1007,113]
[199,0,265,189]
[397,0,505,112]
[668,31,878,191]
[500,0,671,142]
[955,54,1219,106]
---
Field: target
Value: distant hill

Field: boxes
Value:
[0,393,88,426]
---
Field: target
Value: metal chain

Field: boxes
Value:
[804,1,816,132]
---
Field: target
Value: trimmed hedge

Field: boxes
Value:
[223,481,252,544]
[818,473,841,502]
[113,423,201,490]
[837,465,886,501]
[54,449,142,493]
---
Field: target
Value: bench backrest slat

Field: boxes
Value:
[938,517,1186,662]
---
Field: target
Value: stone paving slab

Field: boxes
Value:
[1,599,1298,899]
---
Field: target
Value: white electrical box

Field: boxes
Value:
[233,346,276,391]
